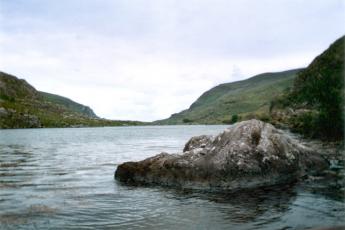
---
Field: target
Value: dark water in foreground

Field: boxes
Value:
[0,126,344,229]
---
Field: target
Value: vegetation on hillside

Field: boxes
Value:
[0,72,145,128]
[40,92,98,118]
[155,69,302,125]
[155,36,344,142]
[270,36,344,141]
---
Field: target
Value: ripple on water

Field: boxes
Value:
[0,126,344,229]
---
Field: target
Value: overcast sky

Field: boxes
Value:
[0,0,344,121]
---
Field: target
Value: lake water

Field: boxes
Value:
[0,126,343,229]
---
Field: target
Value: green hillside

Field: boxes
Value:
[155,69,302,125]
[40,91,98,118]
[0,71,144,128]
[271,35,344,140]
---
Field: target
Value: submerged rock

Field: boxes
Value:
[115,119,329,191]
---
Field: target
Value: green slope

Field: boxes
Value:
[155,69,302,125]
[0,71,144,128]
[40,91,98,118]
[271,35,344,140]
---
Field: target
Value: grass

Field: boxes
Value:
[155,69,301,125]
[0,71,146,128]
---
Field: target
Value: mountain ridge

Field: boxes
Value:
[155,68,302,125]
[0,71,144,128]
[39,91,98,118]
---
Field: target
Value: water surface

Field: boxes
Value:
[0,126,343,229]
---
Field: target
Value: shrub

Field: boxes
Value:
[231,114,239,123]
[289,111,318,138]
[183,118,193,123]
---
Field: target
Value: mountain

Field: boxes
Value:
[40,91,97,118]
[0,71,144,128]
[270,35,344,140]
[155,69,302,125]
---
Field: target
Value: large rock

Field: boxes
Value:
[115,120,329,191]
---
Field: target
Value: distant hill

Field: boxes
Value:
[270,35,344,140]
[155,69,302,125]
[40,91,98,118]
[0,72,144,128]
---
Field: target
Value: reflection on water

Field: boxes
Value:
[0,126,344,229]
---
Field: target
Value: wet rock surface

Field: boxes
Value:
[115,120,329,190]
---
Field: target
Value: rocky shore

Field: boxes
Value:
[115,120,329,191]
